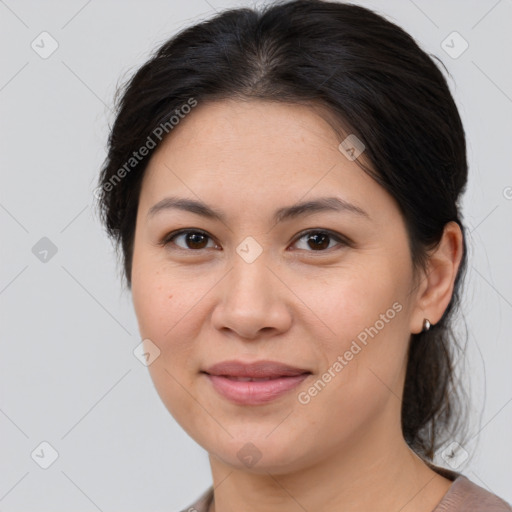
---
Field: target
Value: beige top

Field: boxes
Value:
[178,464,512,512]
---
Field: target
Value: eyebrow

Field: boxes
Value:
[147,195,369,223]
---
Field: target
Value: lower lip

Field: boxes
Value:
[205,373,310,405]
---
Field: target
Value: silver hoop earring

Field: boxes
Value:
[422,318,431,332]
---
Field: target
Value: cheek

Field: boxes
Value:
[131,269,168,339]
[297,262,411,413]
[132,267,208,432]
[299,260,408,348]
[131,260,226,399]
[132,269,197,354]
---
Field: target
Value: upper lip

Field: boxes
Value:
[203,360,311,378]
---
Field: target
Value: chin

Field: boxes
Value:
[200,431,316,475]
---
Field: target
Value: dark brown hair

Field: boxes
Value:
[97,0,468,460]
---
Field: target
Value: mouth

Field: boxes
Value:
[201,360,312,405]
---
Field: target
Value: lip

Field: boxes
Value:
[202,360,311,405]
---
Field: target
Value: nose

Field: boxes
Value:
[211,255,292,340]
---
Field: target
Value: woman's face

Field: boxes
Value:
[131,99,425,474]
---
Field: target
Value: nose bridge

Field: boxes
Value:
[228,244,272,303]
[211,241,291,338]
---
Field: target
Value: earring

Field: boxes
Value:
[422,318,431,332]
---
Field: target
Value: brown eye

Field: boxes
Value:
[163,230,216,250]
[306,232,330,250]
[292,230,348,252]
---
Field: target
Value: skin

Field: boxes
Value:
[130,99,464,512]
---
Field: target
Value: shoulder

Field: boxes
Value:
[434,474,512,512]
[178,486,214,512]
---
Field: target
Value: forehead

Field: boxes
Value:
[153,99,343,163]
[138,99,399,226]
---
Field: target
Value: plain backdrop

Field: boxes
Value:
[1,0,511,510]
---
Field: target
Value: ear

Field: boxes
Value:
[410,221,464,334]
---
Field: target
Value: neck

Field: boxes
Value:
[207,424,452,512]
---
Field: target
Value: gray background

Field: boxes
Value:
[1,0,511,510]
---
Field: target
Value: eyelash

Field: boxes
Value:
[159,228,352,254]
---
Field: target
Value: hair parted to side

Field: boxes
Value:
[97,0,469,462]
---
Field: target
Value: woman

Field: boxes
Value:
[96,1,511,510]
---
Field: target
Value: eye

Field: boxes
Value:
[161,229,218,251]
[291,229,349,252]
[160,228,350,253]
